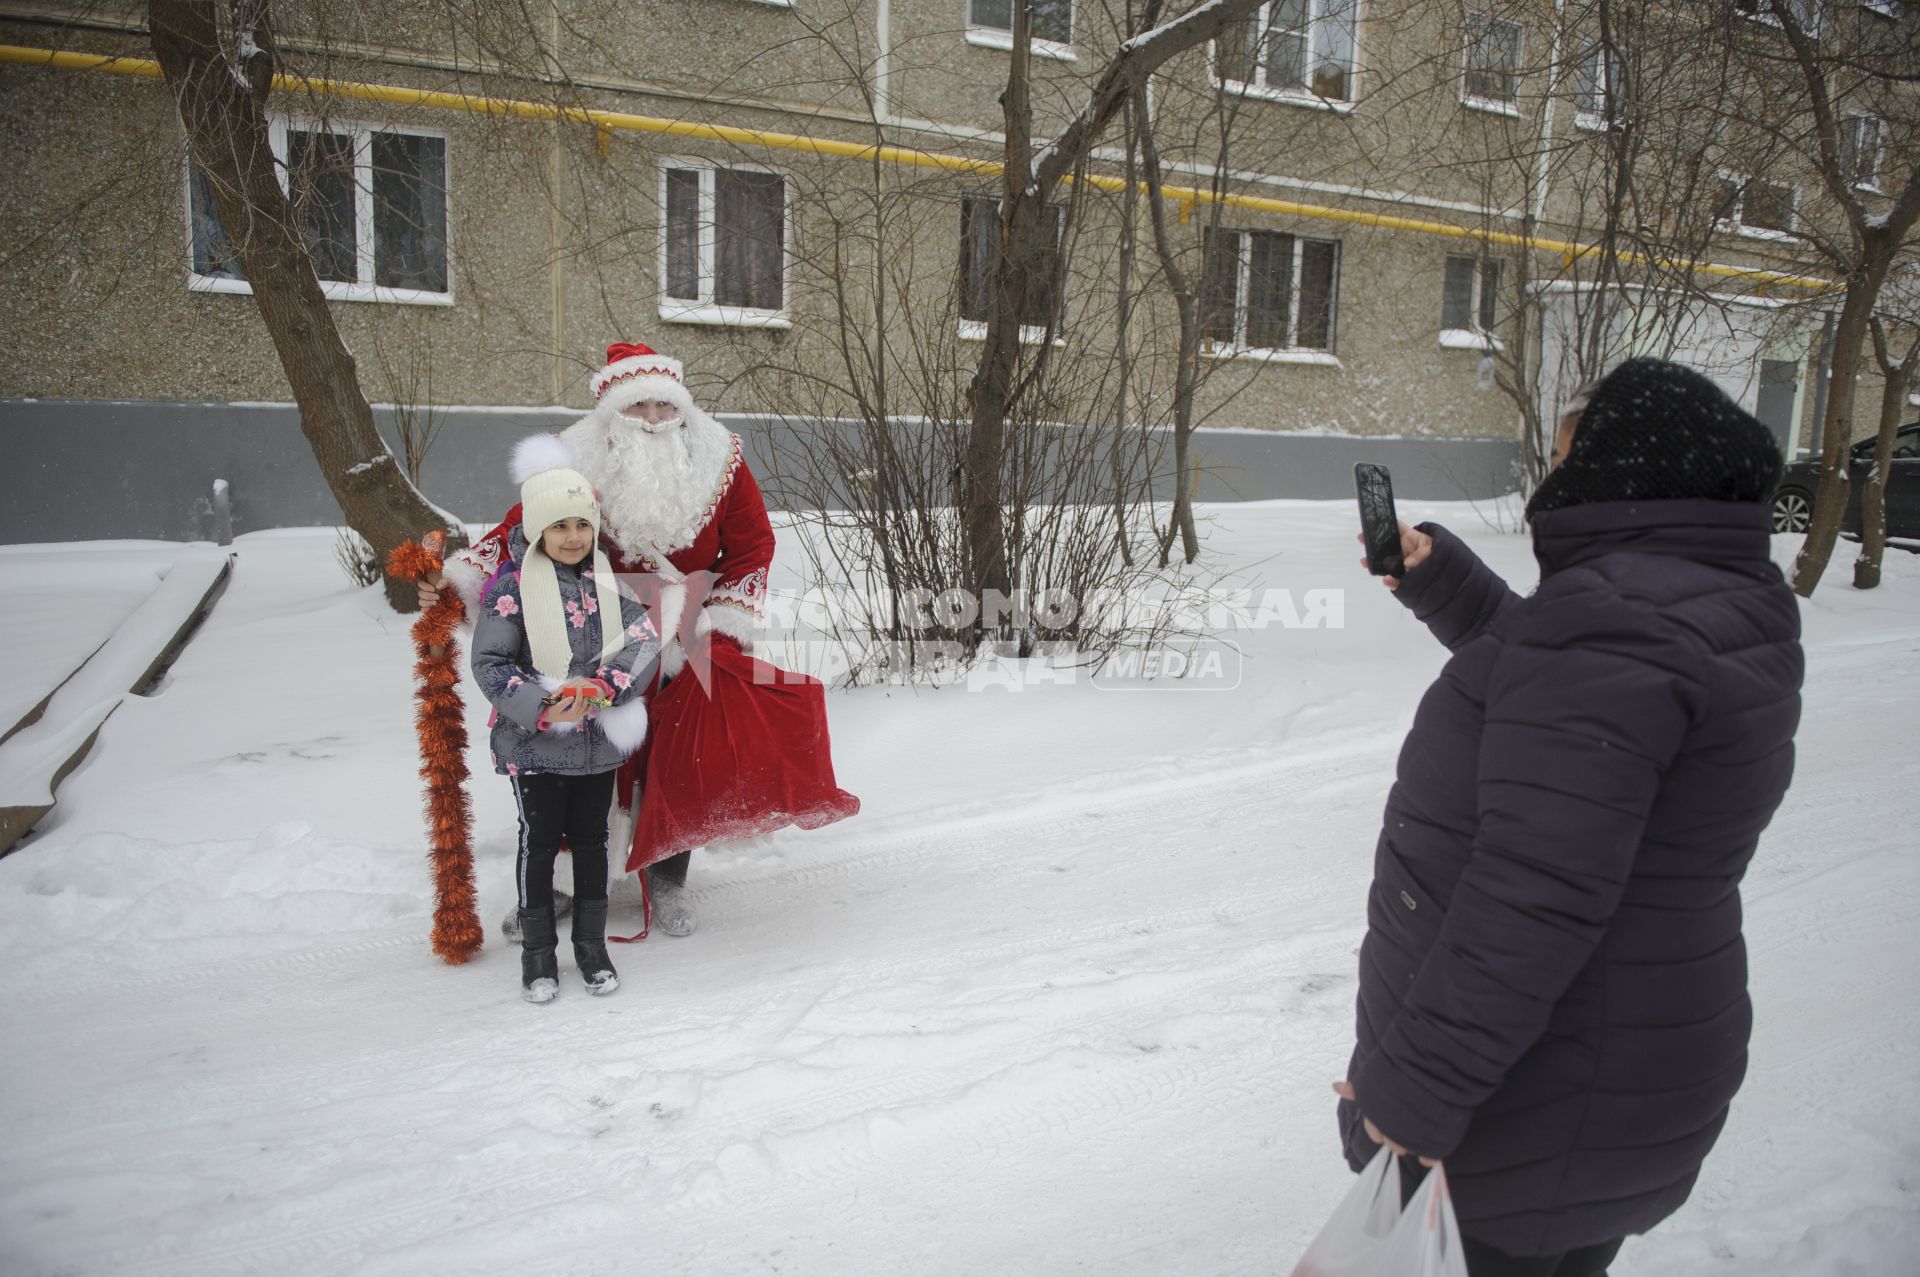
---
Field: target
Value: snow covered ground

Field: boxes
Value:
[0,501,1915,1276]
[0,541,191,735]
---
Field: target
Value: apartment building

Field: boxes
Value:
[0,0,1909,538]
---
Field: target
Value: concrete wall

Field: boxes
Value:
[0,398,1519,544]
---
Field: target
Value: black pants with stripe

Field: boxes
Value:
[509,770,616,911]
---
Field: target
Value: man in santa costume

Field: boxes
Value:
[430,341,859,939]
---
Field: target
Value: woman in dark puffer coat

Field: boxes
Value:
[1335,359,1803,1277]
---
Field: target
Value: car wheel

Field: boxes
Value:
[1771,488,1813,534]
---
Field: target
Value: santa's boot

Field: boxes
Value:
[649,871,697,938]
[503,889,571,942]
[517,906,559,1004]
[571,898,620,995]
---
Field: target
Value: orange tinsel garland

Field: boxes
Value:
[386,531,484,965]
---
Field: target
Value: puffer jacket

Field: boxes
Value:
[470,526,662,777]
[1340,498,1802,1256]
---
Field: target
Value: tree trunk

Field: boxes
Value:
[149,0,462,610]
[961,1,1038,622]
[1853,321,1920,591]
[961,0,1265,614]
[1110,102,1138,566]
[1133,95,1200,566]
[1790,248,1896,597]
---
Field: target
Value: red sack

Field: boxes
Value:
[623,635,859,872]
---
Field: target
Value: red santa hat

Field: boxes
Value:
[590,340,694,417]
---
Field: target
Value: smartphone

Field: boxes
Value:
[1354,463,1404,577]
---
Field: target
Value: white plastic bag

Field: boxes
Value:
[1289,1147,1470,1277]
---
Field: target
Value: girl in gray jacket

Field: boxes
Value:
[470,436,661,1003]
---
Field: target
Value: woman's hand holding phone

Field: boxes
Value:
[1357,522,1433,591]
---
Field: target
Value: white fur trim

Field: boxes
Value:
[656,575,692,682]
[509,433,580,486]
[441,546,494,629]
[704,601,757,648]
[593,351,683,393]
[658,645,685,682]
[598,374,694,418]
[547,719,581,735]
[655,580,689,654]
[595,696,650,754]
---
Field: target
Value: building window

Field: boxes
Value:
[1573,42,1628,130]
[188,119,449,302]
[968,0,1073,57]
[1735,0,1821,34]
[1463,12,1524,112]
[661,161,789,326]
[1441,255,1500,338]
[1842,115,1885,192]
[958,196,1065,340]
[1214,0,1358,106]
[1200,228,1340,355]
[1713,173,1797,238]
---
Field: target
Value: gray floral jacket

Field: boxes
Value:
[469,526,662,777]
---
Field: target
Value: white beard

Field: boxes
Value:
[560,403,736,557]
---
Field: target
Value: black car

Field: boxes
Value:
[1771,420,1920,539]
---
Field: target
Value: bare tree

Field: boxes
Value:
[1735,0,1920,597]
[148,0,465,608]
[962,0,1266,609]
[1855,310,1920,590]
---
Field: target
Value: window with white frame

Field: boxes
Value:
[1441,254,1500,335]
[1200,228,1340,354]
[1713,172,1796,237]
[1214,0,1359,106]
[1573,41,1629,130]
[1841,115,1885,191]
[661,161,788,324]
[968,0,1072,52]
[1463,12,1523,111]
[958,196,1065,338]
[189,119,448,301]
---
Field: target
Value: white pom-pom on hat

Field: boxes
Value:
[509,433,580,486]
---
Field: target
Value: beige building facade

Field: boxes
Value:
[1,0,1911,537]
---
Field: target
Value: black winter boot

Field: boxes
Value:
[518,906,560,1004]
[571,898,620,995]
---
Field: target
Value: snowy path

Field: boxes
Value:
[2,508,1916,1275]
[4,728,1400,1276]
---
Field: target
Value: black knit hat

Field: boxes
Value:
[1526,357,1784,518]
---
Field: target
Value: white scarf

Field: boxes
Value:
[519,542,624,680]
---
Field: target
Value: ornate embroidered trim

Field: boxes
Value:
[594,364,682,397]
[709,564,769,623]
[687,435,745,552]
